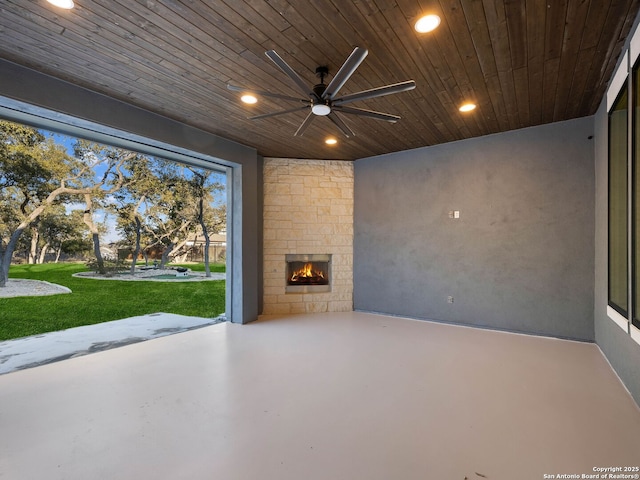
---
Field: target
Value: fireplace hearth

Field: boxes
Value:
[285,254,331,293]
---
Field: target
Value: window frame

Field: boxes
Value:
[608,82,630,319]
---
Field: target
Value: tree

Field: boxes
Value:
[73,140,134,274]
[111,154,162,274]
[0,188,21,255]
[0,122,128,286]
[38,207,90,263]
[138,163,226,270]
[189,168,225,277]
[1,121,71,285]
[144,171,197,268]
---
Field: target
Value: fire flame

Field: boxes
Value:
[290,263,325,282]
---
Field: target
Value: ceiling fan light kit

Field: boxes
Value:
[228,46,416,138]
[312,104,331,116]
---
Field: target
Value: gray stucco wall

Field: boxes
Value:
[594,97,640,405]
[354,117,595,341]
[0,59,262,324]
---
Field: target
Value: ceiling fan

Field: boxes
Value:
[227,47,416,138]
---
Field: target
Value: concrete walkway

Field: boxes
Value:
[0,313,224,375]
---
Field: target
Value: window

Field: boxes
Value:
[634,59,640,330]
[609,84,629,317]
[607,48,640,341]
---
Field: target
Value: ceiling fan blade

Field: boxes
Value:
[227,84,307,103]
[294,111,316,136]
[332,80,416,106]
[265,50,315,99]
[333,105,400,122]
[323,47,368,100]
[328,112,355,138]
[249,105,309,120]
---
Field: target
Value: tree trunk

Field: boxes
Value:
[29,226,39,264]
[198,196,211,278]
[83,194,105,274]
[130,216,142,274]
[203,236,211,277]
[0,227,26,287]
[160,242,174,269]
[91,233,104,273]
[55,246,62,263]
[38,242,50,264]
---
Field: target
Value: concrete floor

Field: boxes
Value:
[0,312,638,480]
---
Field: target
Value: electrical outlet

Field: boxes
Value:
[447,296,454,304]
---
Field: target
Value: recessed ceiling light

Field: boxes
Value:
[415,14,441,33]
[241,94,258,104]
[325,138,338,145]
[459,103,476,112]
[47,0,75,9]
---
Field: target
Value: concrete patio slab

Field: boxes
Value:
[0,313,224,375]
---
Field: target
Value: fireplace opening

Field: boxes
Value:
[288,262,329,285]
[285,254,331,293]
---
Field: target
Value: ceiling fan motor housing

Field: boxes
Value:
[313,83,327,98]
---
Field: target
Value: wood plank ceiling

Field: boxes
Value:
[0,0,638,161]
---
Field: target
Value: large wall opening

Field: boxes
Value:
[0,100,231,344]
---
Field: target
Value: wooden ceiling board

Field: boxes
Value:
[576,1,631,115]
[0,0,638,160]
[551,0,590,121]
[524,0,545,125]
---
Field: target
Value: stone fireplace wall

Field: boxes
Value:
[263,158,353,314]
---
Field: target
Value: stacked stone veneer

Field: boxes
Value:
[263,158,354,314]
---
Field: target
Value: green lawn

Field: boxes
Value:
[0,262,226,341]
